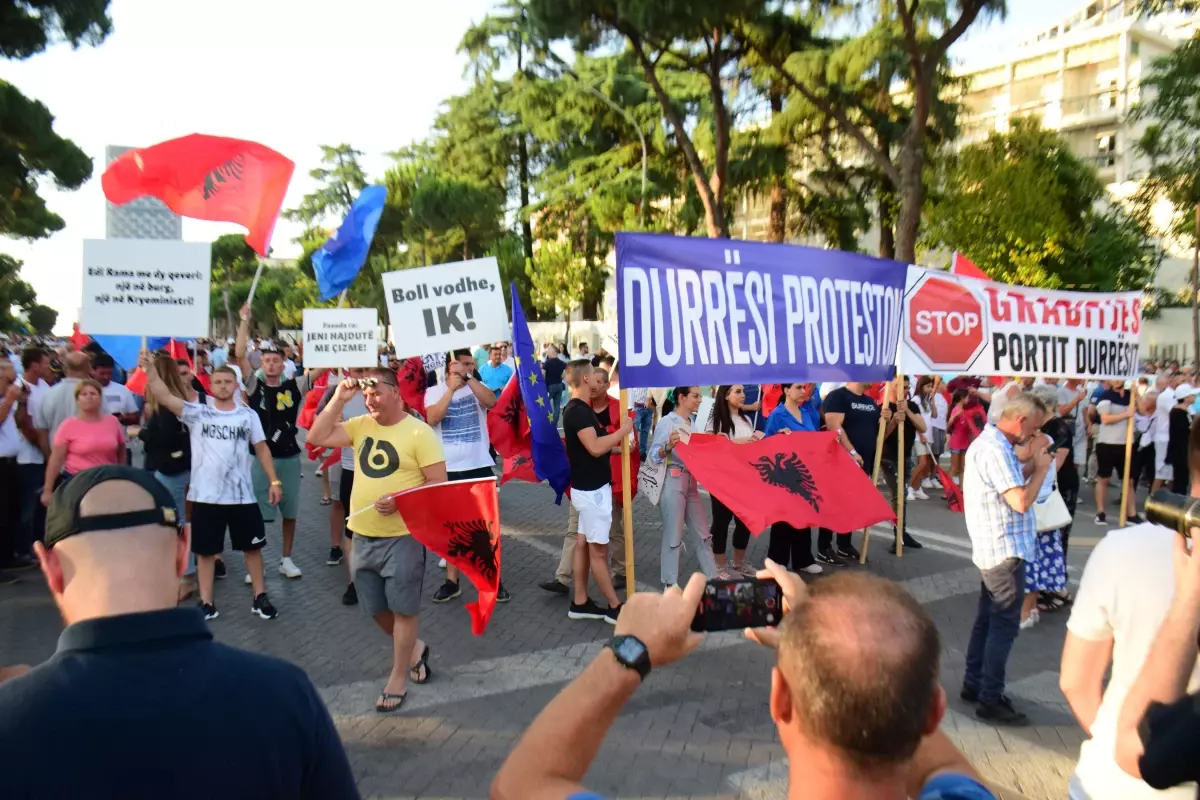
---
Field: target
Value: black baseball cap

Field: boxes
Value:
[45,466,181,549]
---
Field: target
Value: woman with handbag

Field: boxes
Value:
[704,385,764,578]
[1021,385,1075,628]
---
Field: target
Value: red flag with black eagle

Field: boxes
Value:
[935,465,965,513]
[395,357,427,420]
[390,478,501,635]
[488,377,529,459]
[101,134,294,256]
[674,432,895,534]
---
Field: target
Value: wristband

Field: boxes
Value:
[270,480,283,487]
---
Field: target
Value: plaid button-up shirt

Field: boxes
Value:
[963,424,1035,570]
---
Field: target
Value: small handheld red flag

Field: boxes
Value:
[390,478,501,635]
[935,465,964,513]
[102,134,295,256]
[675,432,895,534]
[395,357,427,420]
[488,377,529,458]
[951,252,989,281]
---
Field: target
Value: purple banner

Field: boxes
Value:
[616,233,908,389]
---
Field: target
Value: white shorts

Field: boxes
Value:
[570,486,613,545]
[1155,439,1173,480]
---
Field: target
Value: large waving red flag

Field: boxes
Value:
[675,432,895,534]
[390,478,501,635]
[102,134,294,256]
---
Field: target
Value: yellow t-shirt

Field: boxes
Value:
[343,414,445,538]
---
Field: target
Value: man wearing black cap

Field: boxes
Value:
[0,465,359,799]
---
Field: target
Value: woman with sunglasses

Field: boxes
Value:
[648,386,718,588]
[705,385,763,577]
[762,383,823,574]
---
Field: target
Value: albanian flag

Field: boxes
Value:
[395,357,427,420]
[102,134,295,256]
[488,377,529,459]
[935,465,964,513]
[951,251,989,280]
[391,478,501,635]
[674,432,895,534]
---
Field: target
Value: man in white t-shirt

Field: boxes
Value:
[142,355,284,623]
[1060,519,1200,800]
[423,348,508,604]
[14,348,52,566]
[1151,374,1176,492]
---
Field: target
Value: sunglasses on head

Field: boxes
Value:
[358,377,396,390]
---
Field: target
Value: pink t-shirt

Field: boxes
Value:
[53,416,125,475]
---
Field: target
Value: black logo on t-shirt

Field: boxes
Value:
[752,452,822,510]
[199,422,250,441]
[445,519,498,583]
[359,436,400,478]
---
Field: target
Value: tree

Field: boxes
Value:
[1131,34,1200,363]
[26,303,58,335]
[0,253,36,332]
[923,118,1159,291]
[409,173,503,262]
[282,144,367,229]
[526,240,596,347]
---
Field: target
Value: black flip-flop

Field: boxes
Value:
[410,644,432,685]
[319,497,332,506]
[375,691,407,713]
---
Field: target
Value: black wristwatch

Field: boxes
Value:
[605,635,651,681]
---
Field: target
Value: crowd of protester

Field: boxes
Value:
[2,326,1200,799]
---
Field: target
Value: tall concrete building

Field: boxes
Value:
[104,145,183,240]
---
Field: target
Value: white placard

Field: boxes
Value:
[302,308,379,369]
[382,257,509,358]
[82,239,212,337]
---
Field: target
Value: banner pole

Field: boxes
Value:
[1119,410,1135,528]
[896,377,906,560]
[619,389,636,599]
[860,379,894,565]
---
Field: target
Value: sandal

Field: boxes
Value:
[410,644,431,685]
[319,496,332,506]
[1038,595,1067,613]
[375,691,407,713]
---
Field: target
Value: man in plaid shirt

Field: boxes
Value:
[962,391,1053,726]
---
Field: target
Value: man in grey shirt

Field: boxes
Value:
[34,352,91,453]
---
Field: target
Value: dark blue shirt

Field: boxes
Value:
[543,356,567,387]
[0,608,359,800]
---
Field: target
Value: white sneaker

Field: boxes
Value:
[800,563,824,575]
[906,488,918,501]
[922,478,937,489]
[913,488,930,500]
[1020,609,1040,630]
[438,557,447,568]
[244,573,252,585]
[952,476,961,485]
[279,557,302,579]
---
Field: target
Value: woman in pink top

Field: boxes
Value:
[41,379,125,506]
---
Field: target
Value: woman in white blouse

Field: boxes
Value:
[705,385,764,577]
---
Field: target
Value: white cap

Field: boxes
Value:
[1176,383,1197,400]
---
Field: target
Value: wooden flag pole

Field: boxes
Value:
[619,389,636,599]
[1119,409,1135,528]
[859,379,895,565]
[245,259,266,307]
[896,380,906,559]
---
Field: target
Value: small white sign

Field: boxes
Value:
[302,308,379,368]
[382,257,509,358]
[82,239,212,337]
[422,351,446,374]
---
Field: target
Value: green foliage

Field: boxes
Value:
[410,173,504,261]
[25,303,57,334]
[0,0,112,59]
[923,118,1159,291]
[525,240,594,327]
[0,253,37,332]
[282,144,367,229]
[210,233,259,285]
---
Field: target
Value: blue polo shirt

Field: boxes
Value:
[479,362,514,393]
[0,608,359,799]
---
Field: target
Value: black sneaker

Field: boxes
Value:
[1095,512,1108,525]
[604,604,622,625]
[568,599,606,620]
[327,546,344,566]
[432,580,461,603]
[539,579,569,595]
[902,534,923,550]
[199,601,219,620]
[960,687,1015,707]
[613,574,627,590]
[976,701,1029,726]
[214,559,227,579]
[251,593,278,620]
[1126,515,1145,525]
[496,583,511,603]
[836,544,861,561]
[816,547,841,565]
[342,582,358,606]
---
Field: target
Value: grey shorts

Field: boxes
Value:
[350,534,426,617]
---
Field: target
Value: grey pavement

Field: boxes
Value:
[0,457,1146,799]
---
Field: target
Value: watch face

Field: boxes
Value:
[613,636,647,664]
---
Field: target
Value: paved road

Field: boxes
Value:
[0,458,1149,799]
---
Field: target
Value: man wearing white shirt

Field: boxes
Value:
[1151,374,1175,492]
[14,348,51,567]
[0,356,24,572]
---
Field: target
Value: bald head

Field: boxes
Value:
[63,352,92,378]
[776,573,939,772]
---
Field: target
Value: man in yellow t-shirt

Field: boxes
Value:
[308,368,446,713]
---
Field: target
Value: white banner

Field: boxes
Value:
[81,240,212,337]
[899,267,1142,379]
[302,308,379,368]
[382,257,509,358]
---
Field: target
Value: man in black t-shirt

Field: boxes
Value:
[561,359,633,625]
[880,377,926,553]
[819,383,892,563]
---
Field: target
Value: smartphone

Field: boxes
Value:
[691,577,782,633]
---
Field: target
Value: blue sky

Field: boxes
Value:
[5,0,1086,330]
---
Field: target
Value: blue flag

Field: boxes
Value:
[312,184,387,301]
[510,283,571,502]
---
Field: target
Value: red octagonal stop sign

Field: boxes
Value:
[907,276,987,370]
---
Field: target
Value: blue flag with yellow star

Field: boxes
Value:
[510,283,571,502]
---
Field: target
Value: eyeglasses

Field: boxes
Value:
[358,377,397,390]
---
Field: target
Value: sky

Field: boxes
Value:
[5,0,1088,332]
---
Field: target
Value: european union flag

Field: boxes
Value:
[312,184,387,301]
[510,283,571,502]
